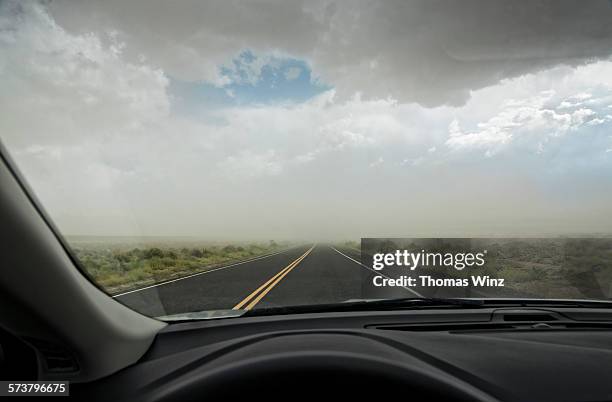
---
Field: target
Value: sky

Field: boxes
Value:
[1,0,612,240]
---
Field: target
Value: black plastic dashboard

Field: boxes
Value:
[74,307,612,402]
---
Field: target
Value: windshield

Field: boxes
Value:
[1,0,612,319]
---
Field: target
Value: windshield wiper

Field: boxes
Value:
[243,298,612,317]
[157,309,246,321]
[242,297,485,317]
[158,298,612,322]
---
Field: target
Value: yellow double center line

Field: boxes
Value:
[233,245,315,311]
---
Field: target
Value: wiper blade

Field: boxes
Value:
[243,298,612,317]
[158,298,612,321]
[356,297,484,308]
[474,298,612,309]
[157,309,245,321]
[243,297,485,317]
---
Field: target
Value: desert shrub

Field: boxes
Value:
[527,267,548,281]
[190,248,204,258]
[143,247,164,259]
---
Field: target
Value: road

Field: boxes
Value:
[114,244,424,317]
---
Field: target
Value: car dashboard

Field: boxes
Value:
[70,306,612,402]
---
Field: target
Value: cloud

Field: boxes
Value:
[46,0,612,106]
[220,51,274,86]
[444,77,610,157]
[2,1,612,238]
[0,0,170,148]
[219,150,283,179]
[284,66,302,81]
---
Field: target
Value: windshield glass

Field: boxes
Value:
[1,0,612,319]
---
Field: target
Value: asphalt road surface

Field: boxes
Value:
[114,244,425,317]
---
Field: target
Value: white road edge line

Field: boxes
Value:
[330,246,423,298]
[112,247,300,298]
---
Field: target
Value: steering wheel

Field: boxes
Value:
[154,351,497,401]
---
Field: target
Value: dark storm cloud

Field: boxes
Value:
[47,0,612,106]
